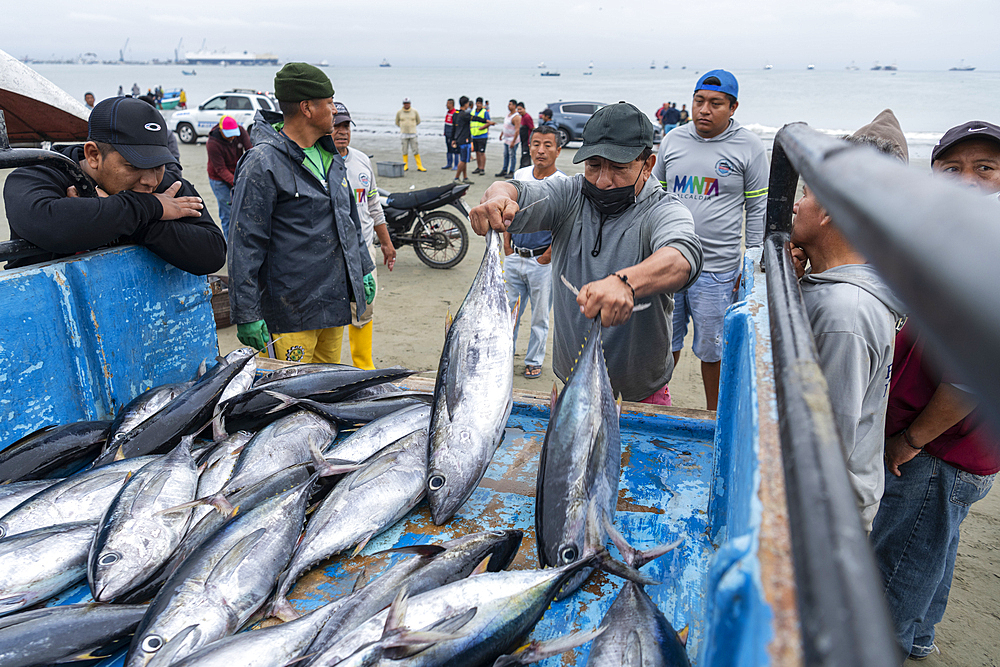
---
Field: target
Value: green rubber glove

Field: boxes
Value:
[363,273,376,305]
[236,319,270,351]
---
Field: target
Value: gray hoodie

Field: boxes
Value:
[800,264,905,530]
[652,119,769,273]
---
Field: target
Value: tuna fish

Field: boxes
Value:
[535,316,621,598]
[0,480,61,518]
[125,476,317,667]
[0,456,156,538]
[221,411,338,493]
[0,602,149,667]
[105,383,192,451]
[271,429,429,621]
[0,522,98,617]
[321,403,432,465]
[426,229,515,525]
[89,437,201,602]
[264,391,433,426]
[191,431,253,525]
[586,519,689,667]
[0,421,111,482]
[213,348,258,439]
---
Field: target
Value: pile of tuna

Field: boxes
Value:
[0,231,691,667]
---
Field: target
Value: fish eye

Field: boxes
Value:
[490,531,506,537]
[0,525,6,539]
[141,635,163,652]
[98,552,121,566]
[428,474,446,491]
[560,546,578,563]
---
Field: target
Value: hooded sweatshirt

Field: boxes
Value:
[652,119,769,273]
[800,264,905,530]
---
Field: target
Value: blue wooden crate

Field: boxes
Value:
[0,246,220,448]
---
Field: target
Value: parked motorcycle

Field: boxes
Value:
[380,183,471,269]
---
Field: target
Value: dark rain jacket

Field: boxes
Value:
[228,110,374,333]
[3,145,226,275]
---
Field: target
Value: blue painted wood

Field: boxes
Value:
[0,246,219,448]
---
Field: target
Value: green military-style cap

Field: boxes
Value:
[274,62,334,103]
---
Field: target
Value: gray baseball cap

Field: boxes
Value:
[573,102,654,164]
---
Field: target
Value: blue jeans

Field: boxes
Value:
[209,179,232,240]
[671,267,740,363]
[870,452,995,657]
[504,253,552,367]
[664,123,678,133]
[502,143,518,174]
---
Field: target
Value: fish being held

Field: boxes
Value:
[427,229,515,525]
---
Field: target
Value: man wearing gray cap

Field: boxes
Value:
[470,102,703,403]
[228,62,375,363]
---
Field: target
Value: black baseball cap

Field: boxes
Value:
[334,102,354,126]
[573,102,654,164]
[88,97,177,169]
[931,121,1000,164]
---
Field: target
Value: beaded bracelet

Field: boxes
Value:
[613,273,634,300]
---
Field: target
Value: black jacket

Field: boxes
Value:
[227,110,374,333]
[3,145,226,275]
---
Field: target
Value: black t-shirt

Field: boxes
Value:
[452,109,473,145]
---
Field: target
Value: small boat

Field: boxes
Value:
[650,60,656,69]
[871,61,882,70]
[764,63,773,70]
[582,71,592,76]
[181,69,196,76]
[537,61,545,68]
[949,60,975,71]
[588,60,594,69]
[540,71,560,77]
[883,62,898,71]
[846,61,859,71]
[379,59,390,68]
[0,49,89,143]
[158,88,182,110]
[807,64,815,70]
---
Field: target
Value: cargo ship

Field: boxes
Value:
[183,50,278,66]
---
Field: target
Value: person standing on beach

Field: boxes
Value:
[653,69,769,410]
[470,97,493,175]
[516,102,534,169]
[504,125,565,380]
[451,96,476,185]
[332,102,397,369]
[443,98,458,170]
[497,99,521,178]
[679,104,690,125]
[538,108,557,128]
[870,120,1000,661]
[131,83,140,97]
[395,98,426,172]
[228,63,375,362]
[206,115,252,240]
[470,102,703,404]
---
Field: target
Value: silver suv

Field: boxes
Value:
[546,101,663,148]
[168,89,277,144]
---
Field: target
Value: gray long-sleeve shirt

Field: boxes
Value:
[652,119,769,273]
[508,174,703,401]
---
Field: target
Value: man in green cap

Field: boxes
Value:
[469,102,704,405]
[228,62,376,363]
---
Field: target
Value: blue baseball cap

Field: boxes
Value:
[695,70,739,100]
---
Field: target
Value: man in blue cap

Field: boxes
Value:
[470,102,703,405]
[652,69,769,410]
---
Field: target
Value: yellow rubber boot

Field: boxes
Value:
[403,155,409,171]
[348,321,375,370]
[415,154,427,172]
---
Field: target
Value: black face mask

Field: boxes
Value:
[582,167,643,256]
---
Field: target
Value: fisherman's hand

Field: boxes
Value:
[789,245,808,279]
[536,246,552,265]
[363,273,376,305]
[885,432,921,477]
[471,184,519,235]
[578,275,634,327]
[66,185,109,198]
[381,244,396,271]
[155,181,204,220]
[236,319,270,351]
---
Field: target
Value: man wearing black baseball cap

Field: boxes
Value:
[228,63,375,362]
[4,97,225,275]
[470,102,703,404]
[930,120,1000,195]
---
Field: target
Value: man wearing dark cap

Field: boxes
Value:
[470,102,703,403]
[228,63,375,363]
[3,96,225,275]
[869,120,1000,661]
[652,69,769,410]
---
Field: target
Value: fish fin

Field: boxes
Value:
[114,444,126,462]
[309,441,360,478]
[635,535,685,570]
[207,528,266,586]
[383,607,476,659]
[384,586,408,634]
[199,359,209,377]
[270,595,300,622]
[470,554,492,576]
[373,544,447,558]
[348,451,402,490]
[351,533,373,557]
[156,492,234,517]
[493,625,607,666]
[677,625,690,647]
[599,555,660,587]
[560,274,580,296]
[212,411,227,442]
[445,310,453,337]
[264,390,300,415]
[616,394,623,417]
[351,567,369,593]
[132,471,171,514]
[550,383,559,411]
[603,514,639,568]
[511,295,521,329]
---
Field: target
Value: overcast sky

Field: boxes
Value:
[8,0,998,70]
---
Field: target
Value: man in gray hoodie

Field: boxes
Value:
[790,109,907,531]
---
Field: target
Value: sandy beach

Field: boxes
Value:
[0,128,996,666]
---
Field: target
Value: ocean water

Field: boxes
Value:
[30,63,1000,164]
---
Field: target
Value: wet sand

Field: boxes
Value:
[0,133,996,665]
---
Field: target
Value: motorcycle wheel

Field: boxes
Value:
[412,212,469,269]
